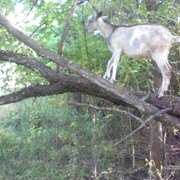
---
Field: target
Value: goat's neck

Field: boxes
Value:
[97,19,114,39]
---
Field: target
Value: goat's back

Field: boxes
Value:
[108,24,173,58]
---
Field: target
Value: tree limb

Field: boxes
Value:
[68,102,144,124]
[0,78,179,129]
[1,50,179,120]
[57,0,78,72]
[0,50,180,121]
[58,0,78,55]
[116,107,173,144]
[0,50,61,82]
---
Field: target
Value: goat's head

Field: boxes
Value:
[86,11,103,32]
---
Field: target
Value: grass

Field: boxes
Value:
[0,95,149,179]
[0,96,83,179]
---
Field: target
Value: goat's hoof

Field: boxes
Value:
[141,93,151,101]
[157,93,164,99]
[109,79,115,83]
[103,75,109,80]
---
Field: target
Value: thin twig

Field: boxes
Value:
[116,107,173,145]
[58,0,78,55]
[69,102,172,143]
[57,0,78,72]
[16,0,39,25]
[68,102,144,124]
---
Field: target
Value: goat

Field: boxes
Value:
[86,11,180,97]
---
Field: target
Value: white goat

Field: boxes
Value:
[86,12,180,97]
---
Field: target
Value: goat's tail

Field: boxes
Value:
[172,35,180,43]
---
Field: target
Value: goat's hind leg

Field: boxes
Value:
[153,55,172,98]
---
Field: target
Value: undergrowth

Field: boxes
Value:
[0,96,148,179]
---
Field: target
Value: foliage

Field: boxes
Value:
[0,96,150,179]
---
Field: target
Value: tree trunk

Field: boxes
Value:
[144,1,165,178]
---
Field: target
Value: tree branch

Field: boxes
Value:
[58,0,78,55]
[1,50,180,119]
[57,0,78,72]
[0,50,60,82]
[116,107,173,144]
[0,78,179,129]
[68,102,144,124]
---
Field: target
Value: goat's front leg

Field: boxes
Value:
[103,56,114,80]
[103,51,121,82]
[109,51,121,82]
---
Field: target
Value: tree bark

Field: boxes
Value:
[0,71,179,128]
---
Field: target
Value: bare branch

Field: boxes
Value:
[57,0,78,72]
[116,107,173,144]
[0,51,180,123]
[58,0,78,55]
[68,102,144,124]
[16,0,39,25]
[0,75,179,129]
[0,50,60,82]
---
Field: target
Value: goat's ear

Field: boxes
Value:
[96,11,103,19]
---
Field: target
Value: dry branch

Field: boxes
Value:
[116,107,173,144]
[58,0,78,55]
[0,50,61,82]
[57,0,78,72]
[68,102,144,124]
[0,77,179,129]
